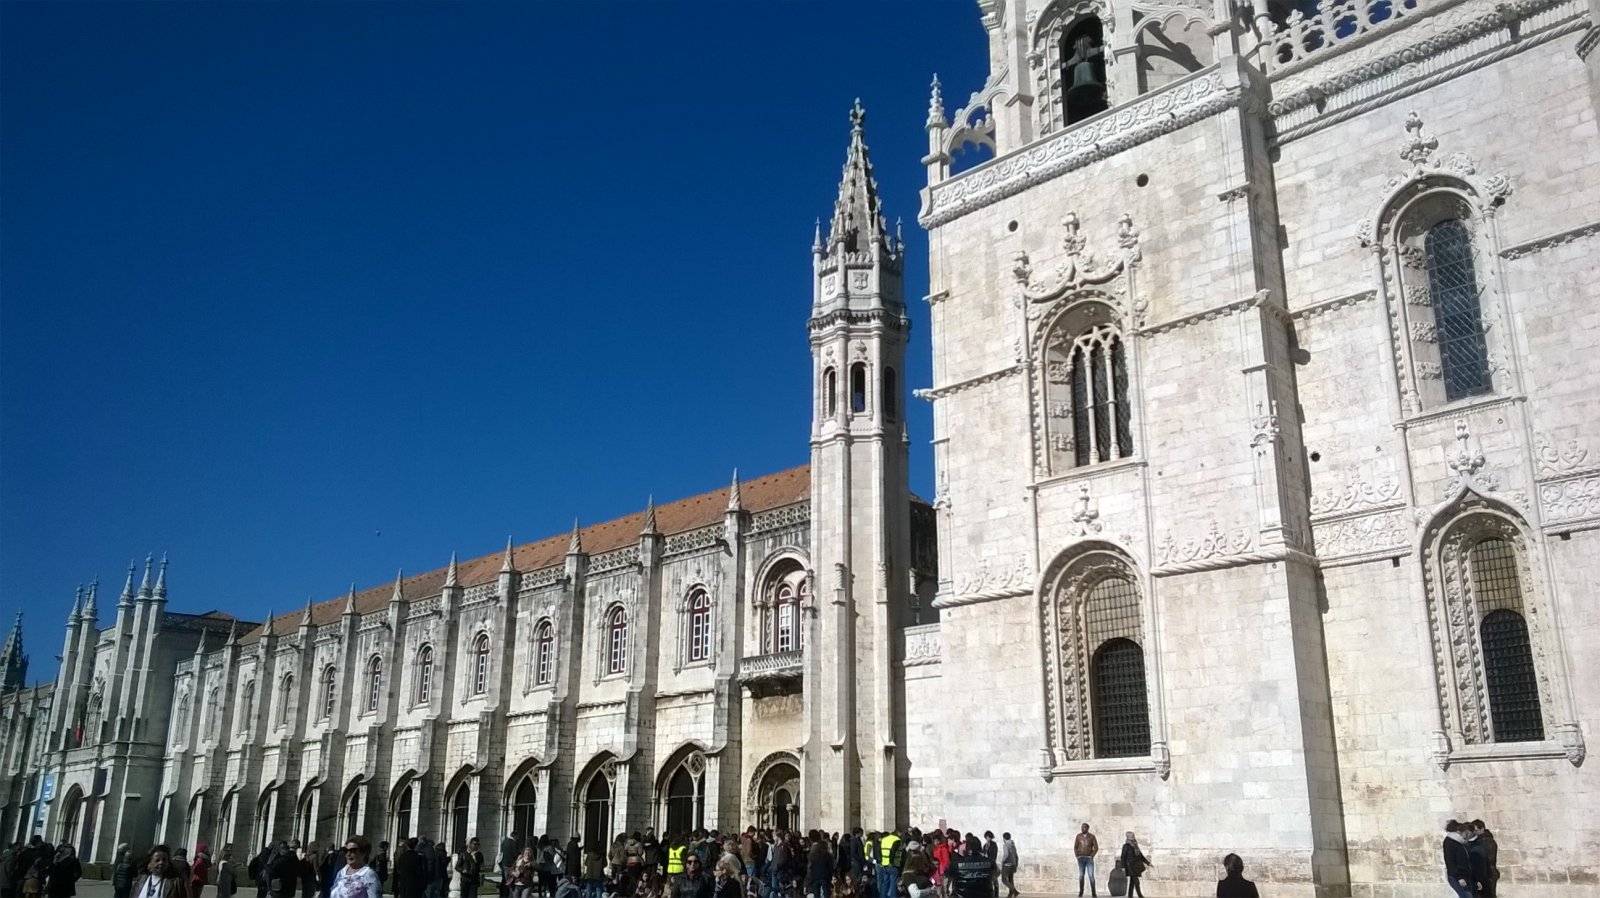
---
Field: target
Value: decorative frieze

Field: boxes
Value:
[749,503,808,535]
[900,624,942,667]
[664,525,723,557]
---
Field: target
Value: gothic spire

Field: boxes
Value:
[0,612,24,694]
[138,554,154,598]
[568,519,583,554]
[727,469,743,512]
[2,613,20,658]
[301,597,314,627]
[262,607,274,638]
[391,570,405,604]
[153,553,168,599]
[82,580,99,619]
[444,552,459,588]
[827,99,892,256]
[641,497,658,536]
[501,536,516,573]
[120,560,137,606]
[343,583,357,616]
[70,585,83,623]
[225,618,238,646]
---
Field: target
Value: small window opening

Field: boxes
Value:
[1061,18,1108,125]
[850,363,868,414]
[823,368,837,419]
[884,368,898,420]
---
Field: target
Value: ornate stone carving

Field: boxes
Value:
[1072,484,1102,536]
[1310,472,1402,516]
[1250,400,1281,457]
[1540,477,1600,523]
[1533,433,1591,478]
[1315,511,1408,559]
[1501,219,1600,260]
[1012,212,1141,309]
[1156,520,1253,566]
[1445,420,1495,495]
[953,553,1034,596]
[901,625,942,667]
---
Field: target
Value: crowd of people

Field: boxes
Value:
[0,817,1507,898]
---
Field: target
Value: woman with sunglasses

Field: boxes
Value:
[327,838,381,898]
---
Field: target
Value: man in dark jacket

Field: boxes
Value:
[1117,835,1148,898]
[264,843,298,898]
[1442,822,1473,898]
[396,840,427,898]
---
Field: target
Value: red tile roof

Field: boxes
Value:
[240,465,811,643]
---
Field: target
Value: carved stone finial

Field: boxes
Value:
[1446,419,1487,487]
[444,551,459,588]
[138,553,154,597]
[1011,250,1033,285]
[1399,111,1438,167]
[812,219,824,254]
[301,596,314,627]
[343,583,357,615]
[850,98,866,131]
[120,559,138,604]
[154,553,168,598]
[641,496,658,536]
[727,469,743,512]
[1072,484,1102,535]
[927,75,947,129]
[502,536,517,572]
[568,519,583,555]
[391,569,405,604]
[1061,212,1086,256]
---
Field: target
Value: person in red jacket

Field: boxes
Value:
[192,846,212,898]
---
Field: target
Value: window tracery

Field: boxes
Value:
[366,656,383,714]
[1039,545,1154,767]
[534,620,555,687]
[277,674,294,729]
[1038,301,1135,474]
[472,634,491,695]
[686,590,712,664]
[321,665,337,720]
[605,607,628,675]
[416,645,434,704]
[757,562,809,655]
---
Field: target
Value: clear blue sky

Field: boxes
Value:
[1,2,989,681]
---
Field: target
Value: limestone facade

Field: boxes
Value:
[914,0,1599,895]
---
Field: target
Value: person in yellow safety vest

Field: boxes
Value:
[877,833,904,898]
[668,843,687,877]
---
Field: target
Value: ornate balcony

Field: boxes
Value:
[738,650,802,697]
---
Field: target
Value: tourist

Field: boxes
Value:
[250,845,274,898]
[461,839,486,898]
[510,848,533,898]
[539,838,565,898]
[642,831,661,893]
[432,841,451,898]
[806,832,833,898]
[172,850,194,893]
[133,846,190,898]
[324,845,349,898]
[580,843,605,898]
[264,842,298,898]
[327,837,381,898]
[44,845,81,898]
[192,845,213,898]
[563,839,580,888]
[951,837,989,898]
[113,845,138,898]
[1117,834,1148,898]
[711,851,741,898]
[995,835,1016,898]
[670,856,712,898]
[980,835,996,898]
[607,838,626,883]
[397,840,427,898]
[500,836,519,891]
[1072,825,1096,898]
[1442,821,1473,898]
[19,851,43,898]
[217,847,240,898]
[447,854,463,898]
[374,844,391,894]
[1469,821,1498,897]
[874,832,902,898]
[1214,854,1256,898]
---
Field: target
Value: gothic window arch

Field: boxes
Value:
[173,690,191,747]
[239,679,255,735]
[206,684,221,734]
[1040,545,1154,767]
[471,633,491,695]
[758,562,808,654]
[682,589,713,665]
[415,645,434,704]
[1038,299,1134,475]
[320,665,337,720]
[366,656,383,714]
[1366,116,1514,417]
[277,674,294,729]
[1421,506,1570,759]
[533,620,555,687]
[822,368,838,419]
[605,607,628,675]
[849,363,868,414]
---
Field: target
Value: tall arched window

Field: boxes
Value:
[321,665,337,719]
[583,771,612,849]
[277,674,294,729]
[822,368,838,419]
[1042,547,1153,765]
[1469,537,1543,742]
[416,646,434,704]
[509,777,537,852]
[366,656,383,713]
[850,363,868,414]
[883,367,898,421]
[1039,302,1135,476]
[239,680,256,735]
[205,685,221,734]
[173,692,191,748]
[534,621,555,687]
[449,782,471,853]
[394,782,414,840]
[759,563,809,655]
[606,608,628,675]
[472,634,491,695]
[1425,219,1492,401]
[687,590,712,663]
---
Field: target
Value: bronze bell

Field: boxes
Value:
[1065,62,1106,108]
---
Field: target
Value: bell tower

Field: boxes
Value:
[804,100,913,830]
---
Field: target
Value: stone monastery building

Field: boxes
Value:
[5,0,1600,894]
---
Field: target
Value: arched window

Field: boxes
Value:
[822,368,838,419]
[1469,538,1543,742]
[1425,219,1492,401]
[1040,303,1134,474]
[276,675,294,729]
[393,781,414,840]
[449,781,471,853]
[1042,547,1153,765]
[366,656,383,713]
[760,562,808,655]
[1060,18,1108,125]
[582,770,612,849]
[606,608,628,675]
[173,692,191,748]
[239,680,256,735]
[321,665,337,720]
[534,621,555,687]
[416,646,434,704]
[850,363,868,414]
[687,590,712,663]
[883,367,898,421]
[509,777,537,853]
[1422,510,1558,757]
[664,756,706,835]
[472,634,491,695]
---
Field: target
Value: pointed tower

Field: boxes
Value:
[805,100,913,831]
[0,612,26,693]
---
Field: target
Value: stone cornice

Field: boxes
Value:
[913,364,1024,402]
[1578,23,1600,58]
[1500,219,1600,259]
[1290,290,1378,321]
[920,65,1244,228]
